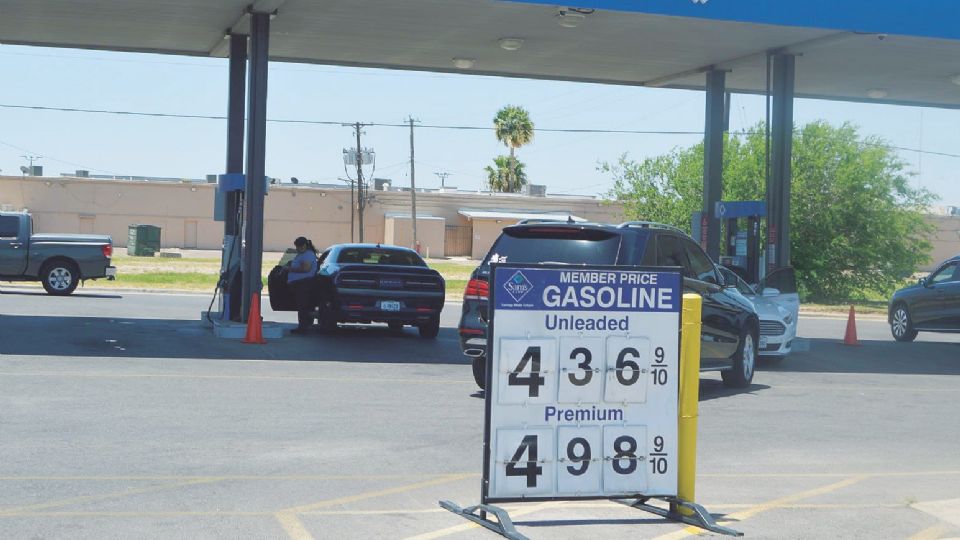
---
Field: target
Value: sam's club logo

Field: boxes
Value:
[504,271,534,302]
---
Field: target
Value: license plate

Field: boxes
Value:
[381,301,401,312]
[759,336,769,348]
[105,267,117,277]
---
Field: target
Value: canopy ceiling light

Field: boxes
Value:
[498,38,524,51]
[866,88,889,99]
[555,7,589,28]
[452,57,476,69]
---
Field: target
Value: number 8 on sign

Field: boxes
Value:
[497,338,557,404]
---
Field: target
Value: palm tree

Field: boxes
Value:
[485,155,527,192]
[493,105,534,192]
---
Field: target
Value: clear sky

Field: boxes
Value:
[1,44,957,205]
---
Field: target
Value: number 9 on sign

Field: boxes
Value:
[557,426,601,494]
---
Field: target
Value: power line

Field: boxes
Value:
[3,102,958,159]
[0,103,703,134]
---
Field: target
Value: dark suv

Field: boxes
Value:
[458,221,760,388]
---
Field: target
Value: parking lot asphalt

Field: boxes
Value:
[1,286,959,539]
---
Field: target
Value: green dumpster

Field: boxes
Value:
[127,224,161,256]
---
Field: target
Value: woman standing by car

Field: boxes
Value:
[288,236,319,335]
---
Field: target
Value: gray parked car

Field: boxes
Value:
[888,255,960,341]
[0,211,116,295]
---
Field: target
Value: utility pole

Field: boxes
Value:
[21,155,41,175]
[343,122,372,243]
[355,122,365,243]
[434,172,451,188]
[407,116,419,251]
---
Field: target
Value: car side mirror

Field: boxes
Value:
[918,277,928,287]
[762,287,781,297]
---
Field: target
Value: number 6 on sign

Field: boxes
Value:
[497,338,557,404]
[604,336,650,403]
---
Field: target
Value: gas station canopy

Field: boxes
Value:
[2,0,960,108]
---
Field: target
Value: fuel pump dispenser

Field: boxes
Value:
[693,200,766,284]
[215,173,246,322]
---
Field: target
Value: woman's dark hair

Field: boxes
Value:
[294,236,318,255]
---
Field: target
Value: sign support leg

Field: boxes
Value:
[619,496,743,536]
[439,501,529,540]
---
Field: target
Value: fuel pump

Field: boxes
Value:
[215,173,246,322]
[716,201,765,284]
[693,201,766,284]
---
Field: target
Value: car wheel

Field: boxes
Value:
[41,260,80,296]
[317,303,338,333]
[388,321,404,332]
[722,328,756,388]
[418,317,440,339]
[890,304,918,342]
[472,356,486,389]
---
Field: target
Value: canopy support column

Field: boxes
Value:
[767,54,795,271]
[702,69,726,261]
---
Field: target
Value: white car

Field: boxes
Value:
[719,266,800,358]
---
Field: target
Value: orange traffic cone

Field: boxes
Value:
[843,305,859,346]
[242,293,267,344]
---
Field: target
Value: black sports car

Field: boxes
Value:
[268,243,445,338]
[888,254,960,342]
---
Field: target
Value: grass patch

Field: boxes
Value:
[801,300,888,316]
[107,272,218,290]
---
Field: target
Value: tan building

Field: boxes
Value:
[925,215,960,270]
[0,175,623,258]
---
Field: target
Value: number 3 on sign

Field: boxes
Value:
[558,337,603,403]
[497,338,557,404]
[494,428,554,496]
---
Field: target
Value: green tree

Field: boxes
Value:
[493,105,535,192]
[604,121,935,301]
[485,155,527,192]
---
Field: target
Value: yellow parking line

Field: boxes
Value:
[0,478,220,516]
[273,473,475,540]
[4,511,273,517]
[652,475,869,540]
[908,522,954,540]
[700,470,960,479]
[0,371,473,385]
[774,385,960,393]
[0,473,475,482]
[1,469,954,482]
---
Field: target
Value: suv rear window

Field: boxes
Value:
[484,227,622,267]
[336,248,425,266]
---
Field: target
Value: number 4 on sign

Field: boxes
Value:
[508,347,545,397]
[498,339,556,405]
[505,435,541,487]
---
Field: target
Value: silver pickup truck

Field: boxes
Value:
[0,211,116,295]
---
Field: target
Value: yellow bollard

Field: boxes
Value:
[677,293,703,516]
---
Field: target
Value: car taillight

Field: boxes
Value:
[102,244,113,258]
[463,278,489,300]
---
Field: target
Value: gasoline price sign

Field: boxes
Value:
[483,264,681,502]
